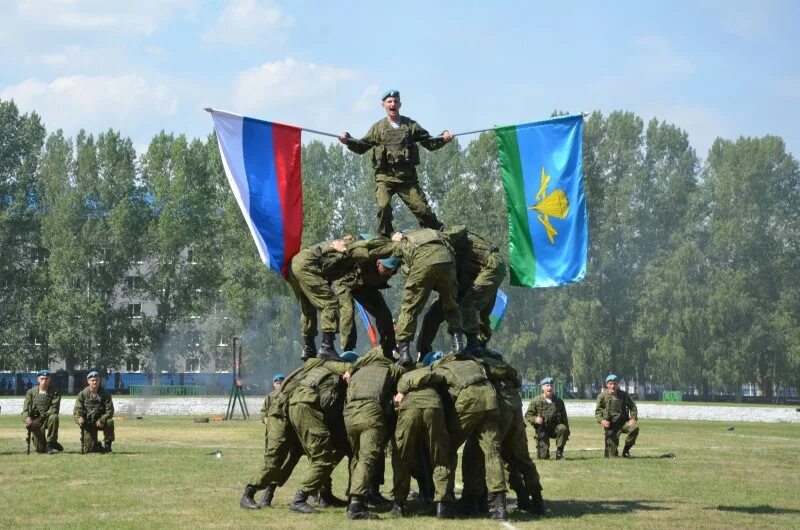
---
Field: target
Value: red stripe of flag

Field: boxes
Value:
[271,122,303,277]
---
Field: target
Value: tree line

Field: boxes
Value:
[1,99,798,396]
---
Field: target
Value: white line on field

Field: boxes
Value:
[501,520,519,530]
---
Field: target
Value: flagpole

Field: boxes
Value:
[204,107,340,139]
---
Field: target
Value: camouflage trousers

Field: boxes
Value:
[287,249,338,336]
[392,407,453,503]
[28,415,59,453]
[374,179,442,236]
[396,262,462,343]
[335,284,395,356]
[536,423,570,459]
[462,403,540,499]
[80,419,115,453]
[449,409,506,495]
[605,420,639,457]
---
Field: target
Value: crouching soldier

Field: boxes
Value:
[595,374,639,458]
[526,377,570,460]
[74,371,115,453]
[22,369,63,454]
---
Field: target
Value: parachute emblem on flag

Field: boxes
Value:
[529,166,569,245]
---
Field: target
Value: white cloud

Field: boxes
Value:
[634,36,695,81]
[1,74,178,134]
[354,84,380,112]
[644,104,728,157]
[232,58,358,111]
[14,0,196,36]
[202,0,293,46]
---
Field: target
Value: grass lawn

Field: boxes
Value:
[1,416,798,529]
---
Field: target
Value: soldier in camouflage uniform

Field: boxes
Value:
[342,347,406,519]
[406,352,508,520]
[21,370,62,454]
[339,89,453,236]
[417,226,506,357]
[333,254,399,358]
[347,229,465,365]
[461,350,545,515]
[288,238,376,361]
[526,376,570,460]
[595,374,639,458]
[392,352,455,518]
[73,371,115,453]
[254,374,291,507]
[240,355,352,512]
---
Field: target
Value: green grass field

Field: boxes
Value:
[1,416,798,529]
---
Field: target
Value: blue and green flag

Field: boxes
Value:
[496,114,587,287]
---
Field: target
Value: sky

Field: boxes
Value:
[1,0,799,159]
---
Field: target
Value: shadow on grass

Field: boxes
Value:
[542,499,670,518]
[545,453,676,461]
[711,505,800,515]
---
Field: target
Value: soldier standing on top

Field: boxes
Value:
[22,369,63,454]
[339,90,453,236]
[74,371,115,453]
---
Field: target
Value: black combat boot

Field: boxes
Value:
[457,494,478,517]
[622,442,633,458]
[556,447,564,460]
[390,502,405,517]
[239,485,260,510]
[514,489,533,512]
[257,484,275,507]
[290,490,318,514]
[395,341,414,367]
[531,486,546,516]
[436,501,454,519]
[301,335,316,361]
[317,332,339,359]
[490,492,508,521]
[319,486,348,508]
[462,334,483,356]
[451,331,466,355]
[366,486,391,508]
[104,441,113,453]
[347,499,379,520]
[50,441,64,452]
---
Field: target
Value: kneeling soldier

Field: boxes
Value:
[74,371,115,453]
[595,374,639,458]
[526,377,570,460]
[22,370,63,454]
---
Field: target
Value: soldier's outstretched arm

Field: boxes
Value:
[341,123,379,154]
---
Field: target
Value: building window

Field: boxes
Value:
[187,249,197,265]
[187,330,200,347]
[186,358,200,372]
[125,276,141,290]
[126,357,141,372]
[126,329,141,346]
[129,303,142,319]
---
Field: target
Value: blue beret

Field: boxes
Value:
[381,89,400,101]
[272,373,285,383]
[37,370,51,378]
[540,377,554,385]
[378,256,400,269]
[340,351,359,363]
[87,371,100,379]
[422,351,444,367]
[605,374,618,383]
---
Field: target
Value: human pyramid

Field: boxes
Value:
[237,90,641,520]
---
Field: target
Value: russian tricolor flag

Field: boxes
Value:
[210,110,303,277]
